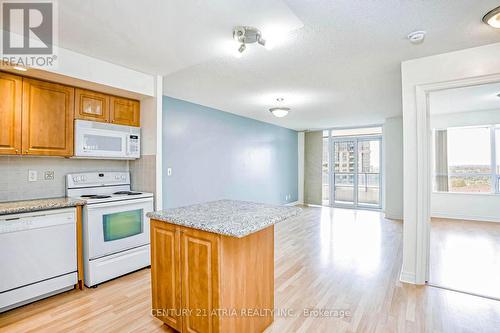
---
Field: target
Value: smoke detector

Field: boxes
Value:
[233,26,266,54]
[407,31,426,44]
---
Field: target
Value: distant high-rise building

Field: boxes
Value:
[334,141,371,173]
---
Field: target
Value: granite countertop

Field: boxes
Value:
[147,199,302,238]
[0,197,86,216]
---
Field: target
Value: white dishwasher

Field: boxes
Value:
[0,208,77,312]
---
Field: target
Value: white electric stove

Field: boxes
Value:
[66,172,153,287]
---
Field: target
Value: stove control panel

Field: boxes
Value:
[67,172,130,188]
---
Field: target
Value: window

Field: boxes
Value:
[434,125,497,194]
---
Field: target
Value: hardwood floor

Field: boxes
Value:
[1,207,500,332]
[430,218,500,300]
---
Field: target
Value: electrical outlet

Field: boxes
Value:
[44,171,54,180]
[28,170,37,182]
[167,168,172,176]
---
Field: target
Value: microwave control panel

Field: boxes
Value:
[128,135,140,158]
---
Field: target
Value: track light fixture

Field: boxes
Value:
[233,26,266,55]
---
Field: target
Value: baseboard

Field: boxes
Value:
[432,212,500,223]
[284,201,300,206]
[305,203,323,208]
[384,213,403,221]
[399,270,417,284]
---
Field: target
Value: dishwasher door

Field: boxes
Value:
[0,209,77,293]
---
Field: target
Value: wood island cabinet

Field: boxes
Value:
[0,72,22,155]
[150,220,274,333]
[151,222,182,331]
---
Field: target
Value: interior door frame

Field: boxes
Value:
[330,134,383,210]
[412,74,500,285]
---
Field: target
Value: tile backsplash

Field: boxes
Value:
[0,156,129,202]
[130,154,156,194]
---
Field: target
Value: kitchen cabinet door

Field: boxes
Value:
[0,72,22,155]
[110,97,140,127]
[75,89,109,123]
[22,78,75,157]
[180,227,220,333]
[150,221,182,331]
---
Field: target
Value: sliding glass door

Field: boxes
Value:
[332,140,356,206]
[331,136,382,209]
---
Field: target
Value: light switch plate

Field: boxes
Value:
[28,170,37,182]
[167,168,172,176]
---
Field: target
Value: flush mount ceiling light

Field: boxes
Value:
[407,31,426,44]
[483,6,500,28]
[269,107,290,118]
[233,26,266,55]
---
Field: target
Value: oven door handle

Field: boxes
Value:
[85,197,153,209]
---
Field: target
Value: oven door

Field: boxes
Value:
[84,198,153,260]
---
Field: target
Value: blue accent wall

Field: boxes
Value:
[162,96,298,209]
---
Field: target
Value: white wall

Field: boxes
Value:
[432,193,500,223]
[383,116,403,220]
[134,75,163,210]
[431,109,500,128]
[297,132,305,204]
[47,46,155,96]
[1,29,155,97]
[401,42,500,285]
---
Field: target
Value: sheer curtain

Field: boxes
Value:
[434,130,449,192]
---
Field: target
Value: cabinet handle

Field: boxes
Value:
[24,150,29,154]
[15,149,19,153]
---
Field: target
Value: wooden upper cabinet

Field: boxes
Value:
[75,89,109,123]
[0,72,22,155]
[110,96,140,127]
[75,89,140,126]
[22,78,75,157]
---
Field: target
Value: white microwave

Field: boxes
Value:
[74,120,140,159]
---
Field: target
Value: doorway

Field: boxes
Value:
[324,128,382,209]
[427,81,500,300]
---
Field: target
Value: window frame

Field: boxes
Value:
[433,124,500,195]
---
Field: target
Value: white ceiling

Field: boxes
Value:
[58,0,500,130]
[430,82,500,114]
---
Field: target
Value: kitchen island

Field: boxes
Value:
[146,200,301,333]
